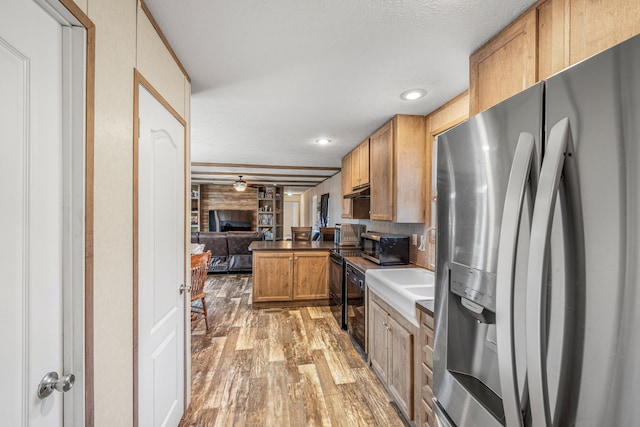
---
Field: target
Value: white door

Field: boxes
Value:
[1,1,70,426]
[138,85,185,426]
[283,201,300,239]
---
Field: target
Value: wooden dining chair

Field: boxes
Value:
[190,250,212,330]
[291,226,312,241]
[319,227,335,242]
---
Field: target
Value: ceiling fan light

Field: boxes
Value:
[233,176,247,191]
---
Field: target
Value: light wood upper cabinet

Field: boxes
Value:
[292,251,329,300]
[569,0,640,64]
[252,252,292,302]
[351,138,370,189]
[469,8,538,114]
[370,115,426,223]
[341,152,353,218]
[370,120,394,221]
[351,143,361,189]
[424,92,469,224]
[471,0,640,113]
[537,0,570,80]
[393,115,427,223]
[341,147,371,220]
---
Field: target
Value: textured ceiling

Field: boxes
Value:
[145,0,536,192]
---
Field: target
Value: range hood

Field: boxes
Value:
[343,185,370,199]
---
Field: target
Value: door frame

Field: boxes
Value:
[132,69,188,427]
[30,0,95,425]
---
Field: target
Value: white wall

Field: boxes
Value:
[283,194,301,239]
[302,172,426,236]
[71,0,191,424]
[301,171,360,227]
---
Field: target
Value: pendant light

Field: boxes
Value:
[233,175,247,191]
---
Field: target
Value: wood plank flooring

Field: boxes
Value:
[181,274,406,427]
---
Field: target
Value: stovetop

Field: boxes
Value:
[331,247,363,258]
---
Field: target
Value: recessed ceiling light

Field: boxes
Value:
[286,192,293,196]
[315,138,332,145]
[400,88,427,101]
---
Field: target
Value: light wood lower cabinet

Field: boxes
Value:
[416,309,436,427]
[292,251,329,300]
[368,291,415,422]
[252,252,293,302]
[369,300,389,383]
[252,251,328,303]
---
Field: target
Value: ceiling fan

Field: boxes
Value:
[232,175,247,191]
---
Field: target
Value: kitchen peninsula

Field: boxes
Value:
[249,240,335,305]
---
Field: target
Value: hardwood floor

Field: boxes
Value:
[182,274,406,427]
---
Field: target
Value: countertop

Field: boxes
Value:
[416,300,435,316]
[343,256,413,272]
[350,257,436,317]
[249,241,337,251]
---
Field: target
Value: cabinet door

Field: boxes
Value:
[341,152,353,218]
[569,0,640,65]
[370,120,393,221]
[351,143,361,189]
[369,300,389,383]
[469,9,537,114]
[292,251,329,300]
[388,315,414,420]
[252,252,292,302]
[358,138,370,187]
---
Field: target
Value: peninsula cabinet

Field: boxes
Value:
[252,251,328,303]
[370,115,426,223]
[292,252,329,300]
[369,291,415,422]
[252,252,292,302]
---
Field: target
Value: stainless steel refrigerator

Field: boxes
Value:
[433,34,640,427]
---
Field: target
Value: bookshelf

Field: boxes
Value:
[190,184,200,232]
[257,185,283,241]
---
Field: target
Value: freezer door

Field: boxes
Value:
[434,83,543,426]
[537,33,640,426]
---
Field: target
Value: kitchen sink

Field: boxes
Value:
[366,268,434,327]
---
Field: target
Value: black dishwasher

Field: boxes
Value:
[345,262,366,355]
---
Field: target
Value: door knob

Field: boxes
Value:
[37,372,75,399]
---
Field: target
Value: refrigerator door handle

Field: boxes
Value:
[496,132,535,427]
[526,117,571,427]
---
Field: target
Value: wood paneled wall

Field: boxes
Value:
[199,184,257,231]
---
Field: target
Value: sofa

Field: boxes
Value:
[191,231,262,273]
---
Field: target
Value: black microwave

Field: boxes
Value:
[361,232,410,265]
